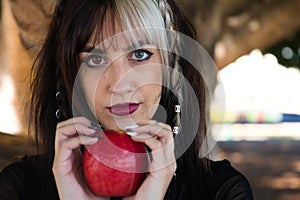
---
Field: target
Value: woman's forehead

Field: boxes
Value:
[82,1,167,53]
[86,15,122,45]
[85,21,158,53]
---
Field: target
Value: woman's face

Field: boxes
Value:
[79,26,163,130]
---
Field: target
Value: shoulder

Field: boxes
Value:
[0,155,42,178]
[210,159,254,200]
[0,155,45,199]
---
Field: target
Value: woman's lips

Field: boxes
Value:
[107,103,140,116]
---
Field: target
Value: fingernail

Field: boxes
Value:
[79,133,104,139]
[82,136,99,145]
[126,131,138,136]
[88,125,102,131]
[88,122,102,131]
[123,124,139,130]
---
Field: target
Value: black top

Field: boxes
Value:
[0,155,253,200]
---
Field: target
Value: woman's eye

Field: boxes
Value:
[84,54,106,67]
[131,49,153,62]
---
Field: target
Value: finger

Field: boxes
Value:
[137,120,172,131]
[131,133,162,150]
[57,122,96,137]
[129,124,172,141]
[64,136,99,150]
[56,117,92,129]
[55,123,96,150]
[131,131,174,153]
[55,118,99,153]
[132,133,175,172]
[55,136,98,163]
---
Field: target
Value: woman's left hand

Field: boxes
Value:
[124,120,176,200]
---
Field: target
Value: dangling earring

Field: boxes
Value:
[173,126,179,135]
[175,105,180,113]
[173,104,180,180]
[173,104,180,135]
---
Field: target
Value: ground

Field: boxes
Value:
[218,140,300,200]
[1,132,300,200]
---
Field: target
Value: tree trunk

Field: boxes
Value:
[179,0,300,70]
[215,0,300,69]
[0,0,52,134]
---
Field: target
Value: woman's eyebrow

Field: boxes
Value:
[80,40,153,54]
[125,41,144,51]
[79,46,105,54]
[124,40,153,51]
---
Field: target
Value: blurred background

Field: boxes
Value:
[0,0,299,199]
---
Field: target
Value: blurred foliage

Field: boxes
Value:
[263,30,300,69]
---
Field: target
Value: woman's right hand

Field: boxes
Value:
[52,117,108,200]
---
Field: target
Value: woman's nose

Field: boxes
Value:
[107,58,135,94]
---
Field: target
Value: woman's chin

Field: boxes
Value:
[101,119,136,131]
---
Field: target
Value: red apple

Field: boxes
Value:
[82,130,148,197]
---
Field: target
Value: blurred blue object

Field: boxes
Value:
[282,113,300,122]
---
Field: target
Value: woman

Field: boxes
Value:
[0,0,253,199]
